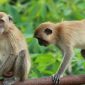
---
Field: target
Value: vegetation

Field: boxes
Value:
[0,0,85,79]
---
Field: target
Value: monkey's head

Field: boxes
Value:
[34,22,58,46]
[0,12,13,34]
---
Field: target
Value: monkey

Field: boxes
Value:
[34,20,85,85]
[0,12,31,85]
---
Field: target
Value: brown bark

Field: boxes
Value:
[0,75,85,85]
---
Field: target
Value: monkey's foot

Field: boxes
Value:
[3,77,17,85]
[52,74,60,85]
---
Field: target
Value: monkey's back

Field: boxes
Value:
[58,20,85,49]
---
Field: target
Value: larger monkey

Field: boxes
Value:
[34,21,85,85]
[0,12,31,85]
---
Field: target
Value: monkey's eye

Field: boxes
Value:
[44,28,52,35]
[8,15,13,21]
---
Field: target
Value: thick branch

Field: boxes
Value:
[0,75,85,85]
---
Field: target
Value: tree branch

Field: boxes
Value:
[0,75,85,85]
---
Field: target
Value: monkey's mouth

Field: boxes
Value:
[0,20,5,34]
[37,38,49,46]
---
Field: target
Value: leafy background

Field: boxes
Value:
[0,0,85,79]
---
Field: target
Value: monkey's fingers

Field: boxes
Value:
[52,74,60,85]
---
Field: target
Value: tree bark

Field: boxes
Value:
[0,75,85,85]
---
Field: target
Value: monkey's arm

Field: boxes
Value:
[53,46,73,85]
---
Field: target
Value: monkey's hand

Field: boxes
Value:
[52,74,60,85]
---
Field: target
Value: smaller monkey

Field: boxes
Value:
[34,20,85,85]
[0,12,31,85]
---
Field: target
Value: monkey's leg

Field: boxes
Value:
[52,46,73,85]
[3,50,28,85]
[66,62,72,75]
[2,54,17,85]
[14,50,28,81]
[81,49,85,58]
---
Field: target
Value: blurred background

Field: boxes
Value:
[1,0,85,79]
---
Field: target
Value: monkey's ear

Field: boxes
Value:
[44,28,52,35]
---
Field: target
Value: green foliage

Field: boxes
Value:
[0,0,85,78]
